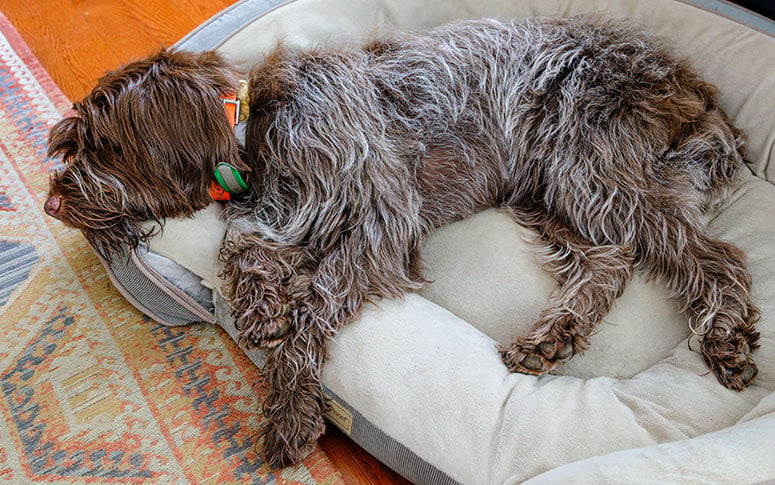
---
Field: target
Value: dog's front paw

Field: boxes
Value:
[239,304,294,349]
[262,412,326,468]
[222,239,315,350]
[500,337,574,375]
[701,325,759,391]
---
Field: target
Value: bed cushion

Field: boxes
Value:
[105,0,775,483]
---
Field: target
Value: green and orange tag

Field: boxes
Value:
[211,162,248,201]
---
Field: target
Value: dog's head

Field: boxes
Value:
[45,49,247,257]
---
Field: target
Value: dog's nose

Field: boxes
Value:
[44,195,62,218]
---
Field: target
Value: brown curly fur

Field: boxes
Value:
[45,17,760,467]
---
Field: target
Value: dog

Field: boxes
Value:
[44,16,760,467]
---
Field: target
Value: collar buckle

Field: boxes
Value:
[221,80,250,129]
[222,95,241,127]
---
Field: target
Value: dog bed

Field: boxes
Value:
[95,0,775,483]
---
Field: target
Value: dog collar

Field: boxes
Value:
[221,79,250,128]
[211,162,248,201]
[213,80,250,201]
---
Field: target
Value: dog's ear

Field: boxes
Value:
[94,48,248,209]
[184,49,253,175]
[47,116,80,161]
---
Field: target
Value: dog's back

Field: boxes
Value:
[245,17,745,239]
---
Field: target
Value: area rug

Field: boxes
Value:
[0,12,343,484]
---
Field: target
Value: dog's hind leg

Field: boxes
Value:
[499,208,635,375]
[634,103,760,390]
[637,211,760,390]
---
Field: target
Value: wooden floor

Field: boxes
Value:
[0,0,410,483]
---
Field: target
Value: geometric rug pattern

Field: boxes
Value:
[0,11,342,484]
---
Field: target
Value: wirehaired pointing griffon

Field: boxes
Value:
[45,17,760,467]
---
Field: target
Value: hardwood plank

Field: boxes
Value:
[319,424,412,485]
[70,0,164,61]
[117,0,197,48]
[171,0,234,26]
[0,0,123,99]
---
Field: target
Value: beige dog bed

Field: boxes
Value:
[99,0,775,482]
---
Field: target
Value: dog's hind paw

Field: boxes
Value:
[500,338,574,375]
[701,327,760,391]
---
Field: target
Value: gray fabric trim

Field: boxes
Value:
[323,388,460,485]
[175,0,293,51]
[681,0,775,36]
[175,0,775,54]
[98,246,215,327]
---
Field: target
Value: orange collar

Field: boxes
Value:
[221,79,250,128]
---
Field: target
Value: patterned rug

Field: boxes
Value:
[0,13,343,484]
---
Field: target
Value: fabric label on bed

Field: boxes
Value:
[325,395,353,435]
